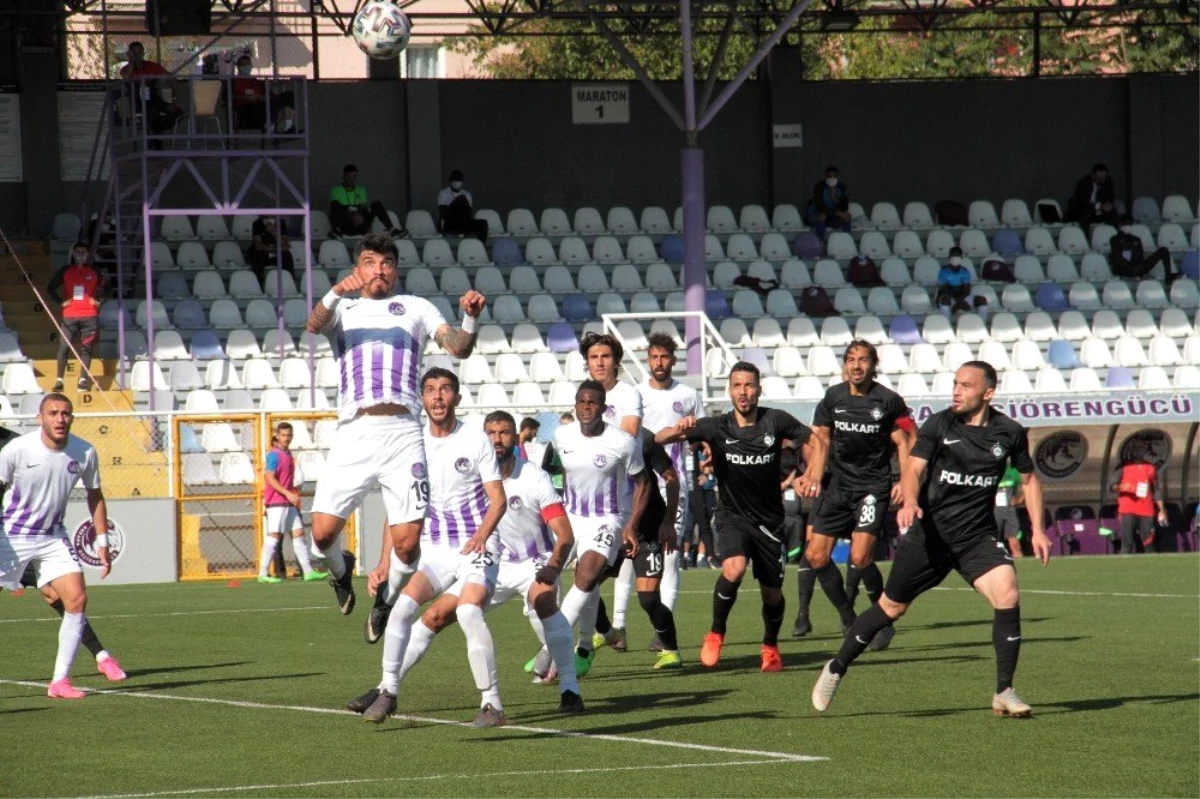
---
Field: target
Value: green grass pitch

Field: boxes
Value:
[3,553,1197,798]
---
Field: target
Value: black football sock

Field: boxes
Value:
[711,576,742,636]
[595,596,613,636]
[859,562,885,606]
[815,563,856,627]
[830,603,892,675]
[795,556,816,618]
[761,595,785,647]
[993,606,1022,694]
[49,599,104,657]
[844,564,861,608]
[638,590,678,651]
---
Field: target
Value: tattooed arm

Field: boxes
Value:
[306,272,365,334]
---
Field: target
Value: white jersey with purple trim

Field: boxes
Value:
[496,458,562,564]
[602,381,643,428]
[555,422,644,521]
[330,294,447,422]
[422,420,501,550]
[637,378,700,481]
[0,432,100,539]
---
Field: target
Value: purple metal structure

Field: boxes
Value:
[100,74,312,411]
[581,0,813,375]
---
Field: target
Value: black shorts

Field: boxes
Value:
[632,539,665,579]
[810,485,890,538]
[884,519,1014,605]
[994,507,1022,540]
[714,512,786,588]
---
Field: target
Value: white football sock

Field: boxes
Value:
[384,551,417,606]
[258,537,279,577]
[54,612,85,681]
[398,619,437,681]
[380,594,419,694]
[559,585,592,627]
[525,607,548,645]
[541,612,578,695]
[96,649,111,663]
[612,558,634,628]
[320,534,345,579]
[457,603,501,710]
[576,589,601,650]
[293,534,314,574]
[661,549,681,611]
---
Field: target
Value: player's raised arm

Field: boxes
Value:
[434,290,487,358]
[307,271,364,333]
[461,479,507,555]
[85,486,111,579]
[655,415,696,445]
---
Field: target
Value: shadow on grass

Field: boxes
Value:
[888,635,1089,655]
[0,707,49,715]
[120,671,325,692]
[828,691,1200,719]
[477,708,781,740]
[113,661,254,680]
[902,616,1052,632]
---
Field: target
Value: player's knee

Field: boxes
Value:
[62,591,87,614]
[722,561,746,581]
[637,590,660,614]
[806,549,831,569]
[849,551,874,569]
[760,586,784,607]
[392,538,420,564]
[422,605,455,632]
[528,585,557,619]
[993,587,1020,610]
[878,594,907,619]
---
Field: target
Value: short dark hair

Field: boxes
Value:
[275,421,293,433]
[949,246,963,258]
[39,393,73,412]
[1092,162,1108,173]
[343,163,357,173]
[128,41,144,52]
[825,165,839,174]
[421,366,460,394]
[486,410,516,429]
[579,331,623,364]
[519,416,540,431]
[449,169,464,181]
[355,232,399,262]
[729,361,760,382]
[577,379,607,403]
[646,332,677,356]
[843,340,879,376]
[961,360,998,390]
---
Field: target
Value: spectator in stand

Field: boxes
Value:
[437,169,488,242]
[687,445,718,569]
[1109,217,1179,284]
[518,417,545,466]
[847,254,884,288]
[230,55,267,132]
[1066,162,1119,234]
[246,216,295,284]
[936,246,989,323]
[540,412,574,492]
[328,164,406,240]
[805,166,852,242]
[119,41,182,137]
[1109,443,1168,554]
[47,243,104,392]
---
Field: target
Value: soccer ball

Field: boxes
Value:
[352,0,412,60]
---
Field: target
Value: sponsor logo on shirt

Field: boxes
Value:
[72,518,125,568]
[454,457,471,474]
[763,435,775,447]
[388,301,406,315]
[835,420,881,434]
[727,452,775,466]
[604,405,616,418]
[938,470,997,488]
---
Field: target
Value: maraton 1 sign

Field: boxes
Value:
[572,84,630,124]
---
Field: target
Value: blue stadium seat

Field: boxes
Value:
[189,329,226,360]
[992,228,1023,256]
[1182,249,1199,279]
[1047,339,1081,369]
[172,299,208,329]
[562,294,591,322]
[157,272,191,300]
[793,232,823,260]
[1104,366,1136,388]
[705,290,730,319]
[492,238,523,267]
[98,300,130,330]
[546,322,579,354]
[661,234,684,264]
[1034,282,1069,312]
[887,314,923,345]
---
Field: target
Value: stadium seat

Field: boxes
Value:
[1045,254,1080,284]
[488,238,520,268]
[1135,280,1169,310]
[734,204,768,233]
[833,288,866,315]
[787,317,820,347]
[922,314,956,345]
[200,423,241,454]
[596,293,627,316]
[529,351,565,382]
[1079,337,1114,368]
[475,325,509,355]
[968,200,1000,228]
[136,299,172,331]
[1156,223,1188,253]
[912,256,942,286]
[456,238,491,268]
[228,270,265,300]
[865,286,899,316]
[1131,196,1161,223]
[870,202,902,230]
[807,346,841,376]
[1100,280,1135,310]
[705,290,731,319]
[820,317,854,347]
[510,324,544,354]
[853,314,889,345]
[1000,284,1035,313]
[859,231,892,260]
[1,362,40,394]
[1011,339,1046,371]
[1032,368,1066,392]
[606,206,639,235]
[1068,367,1102,391]
[793,232,823,260]
[877,343,908,374]
[1018,311,1054,342]
[176,241,211,271]
[877,258,909,287]
[157,271,191,301]
[997,370,1032,395]
[720,318,751,347]
[959,228,990,258]
[494,353,531,384]
[502,266,538,295]
[644,262,678,292]
[403,266,437,296]
[955,313,990,344]
[908,343,943,374]
[1105,366,1136,388]
[540,208,572,237]
[813,259,846,288]
[725,233,757,262]
[240,358,278,390]
[629,292,661,314]
[1024,227,1057,256]
[774,259,807,289]
[1045,339,1081,369]
[1174,365,1200,388]
[1186,335,1200,365]
[505,208,538,237]
[1011,255,1046,284]
[1000,199,1032,228]
[826,231,857,259]
[190,270,226,300]
[942,342,973,372]
[318,239,350,269]
[403,210,438,239]
[1090,224,1118,254]
[277,357,312,389]
[1066,281,1101,310]
[474,209,504,237]
[1171,278,1200,308]
[900,286,932,315]
[793,376,824,399]
[903,202,935,230]
[1089,310,1123,341]
[703,234,726,262]
[888,314,923,345]
[1138,366,1171,390]
[888,231,921,260]
[183,389,220,413]
[1148,334,1182,366]
[772,346,806,377]
[243,299,278,329]
[161,214,196,241]
[987,312,1021,343]
[572,206,605,236]
[772,204,803,232]
[529,295,562,323]
[730,290,764,318]
[706,205,739,234]
[149,241,175,269]
[558,236,592,266]
[258,388,293,412]
[130,360,169,392]
[1057,226,1090,255]
[1160,195,1195,224]
[308,212,331,242]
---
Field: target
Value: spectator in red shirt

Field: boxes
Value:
[119,41,182,136]
[1109,444,1168,553]
[47,243,105,392]
[231,55,267,132]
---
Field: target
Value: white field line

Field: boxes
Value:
[1,679,827,766]
[0,606,329,624]
[64,759,800,799]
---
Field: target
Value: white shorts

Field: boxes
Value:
[0,534,82,592]
[265,506,303,536]
[571,513,624,566]
[419,541,500,596]
[313,413,428,525]
[487,554,554,612]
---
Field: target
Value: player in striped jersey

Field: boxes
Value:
[350,411,584,716]
[351,368,509,727]
[0,394,113,698]
[305,233,485,615]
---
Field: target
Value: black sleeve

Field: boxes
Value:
[46,266,69,305]
[837,185,850,212]
[646,438,673,478]
[811,395,832,428]
[541,442,559,475]
[775,409,811,447]
[911,413,943,462]
[1010,426,1034,474]
[685,416,716,444]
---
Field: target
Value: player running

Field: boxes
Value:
[257,422,328,583]
[812,361,1051,717]
[305,232,485,615]
[352,368,508,726]
[794,341,916,650]
[351,411,583,715]
[0,393,113,698]
[657,361,827,672]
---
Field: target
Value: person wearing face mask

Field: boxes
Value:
[47,243,105,393]
[935,246,989,323]
[231,54,267,133]
[805,166,852,243]
[436,170,488,242]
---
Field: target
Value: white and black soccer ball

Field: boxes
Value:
[351,0,412,60]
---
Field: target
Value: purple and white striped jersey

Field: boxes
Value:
[555,422,644,521]
[422,420,501,550]
[496,458,562,563]
[0,431,100,539]
[329,295,447,422]
[637,378,700,484]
